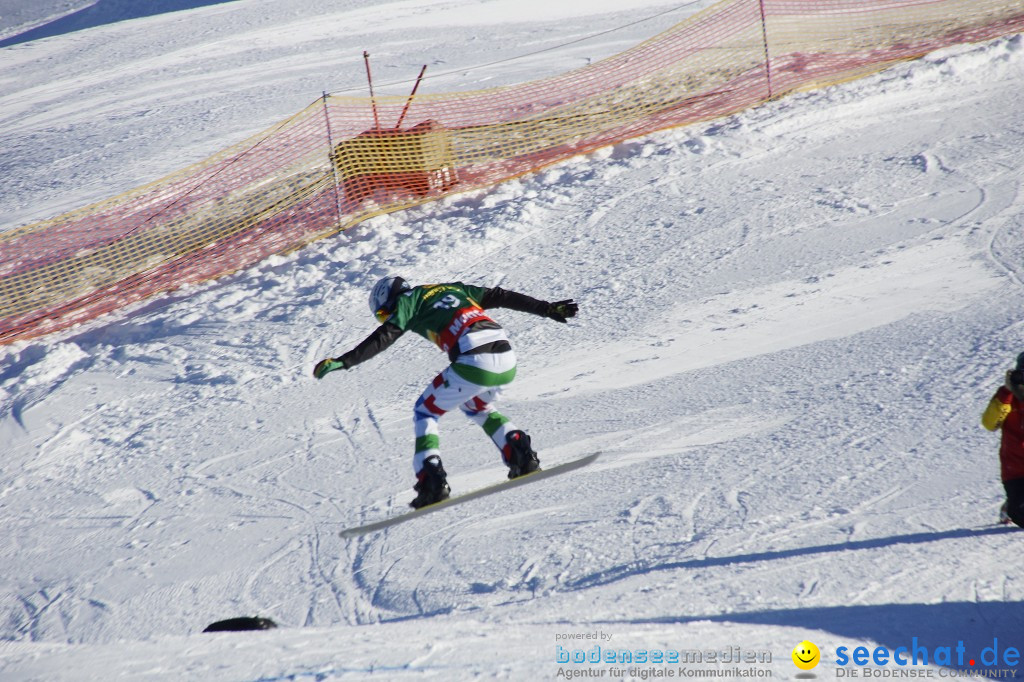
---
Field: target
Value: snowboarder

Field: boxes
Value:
[313,277,578,509]
[981,352,1024,527]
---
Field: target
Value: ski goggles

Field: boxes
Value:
[374,306,394,324]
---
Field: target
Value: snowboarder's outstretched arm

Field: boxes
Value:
[313,322,404,378]
[479,287,578,323]
[312,284,577,379]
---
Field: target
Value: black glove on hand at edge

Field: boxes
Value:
[546,299,578,323]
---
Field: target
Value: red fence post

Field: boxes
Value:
[395,65,428,130]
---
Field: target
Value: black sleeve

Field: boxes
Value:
[339,322,405,368]
[479,287,550,317]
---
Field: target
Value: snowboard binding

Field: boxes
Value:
[410,455,450,509]
[505,430,540,479]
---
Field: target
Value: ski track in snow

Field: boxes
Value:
[0,2,1023,680]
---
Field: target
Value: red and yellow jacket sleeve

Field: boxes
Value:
[982,386,1013,431]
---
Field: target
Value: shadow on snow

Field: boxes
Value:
[570,526,1021,664]
[568,526,1016,592]
[0,0,238,48]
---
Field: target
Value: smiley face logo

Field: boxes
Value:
[792,640,820,670]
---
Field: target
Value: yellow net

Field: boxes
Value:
[1,0,1022,343]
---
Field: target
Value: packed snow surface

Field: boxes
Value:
[1,0,1023,680]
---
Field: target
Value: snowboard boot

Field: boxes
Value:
[1000,500,1011,526]
[410,455,450,509]
[505,430,540,479]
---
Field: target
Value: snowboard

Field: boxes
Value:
[340,452,600,538]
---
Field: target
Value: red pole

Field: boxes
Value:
[363,51,381,131]
[395,64,428,130]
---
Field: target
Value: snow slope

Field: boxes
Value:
[1,1,1023,679]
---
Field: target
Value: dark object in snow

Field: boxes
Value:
[202,616,278,632]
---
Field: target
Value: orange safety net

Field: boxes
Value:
[2,0,1022,344]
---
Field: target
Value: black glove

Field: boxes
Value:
[313,357,347,379]
[546,299,578,323]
